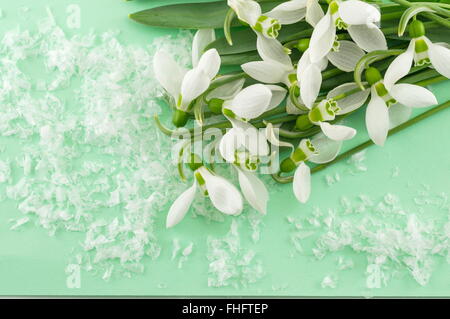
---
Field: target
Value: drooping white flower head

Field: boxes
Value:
[228,0,281,39]
[235,162,269,215]
[309,0,386,64]
[242,37,296,87]
[365,67,438,146]
[222,83,287,121]
[166,166,243,228]
[265,0,323,26]
[153,29,220,111]
[267,127,342,203]
[384,37,450,91]
[293,81,369,141]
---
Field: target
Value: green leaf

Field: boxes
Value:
[129,1,284,29]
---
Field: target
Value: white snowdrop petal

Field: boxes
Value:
[196,49,221,80]
[206,77,245,101]
[306,0,325,26]
[192,29,216,67]
[309,133,342,164]
[300,64,322,109]
[228,84,272,119]
[219,128,241,162]
[366,89,389,146]
[327,82,370,114]
[347,24,387,52]
[256,36,293,68]
[228,0,261,26]
[293,162,311,203]
[153,51,186,99]
[166,183,196,228]
[339,0,381,25]
[319,122,357,141]
[237,168,269,215]
[242,61,287,84]
[384,41,415,90]
[266,85,287,110]
[309,13,336,63]
[180,68,211,108]
[390,84,438,108]
[202,170,243,215]
[428,41,450,78]
[389,104,412,129]
[266,0,307,24]
[327,40,365,72]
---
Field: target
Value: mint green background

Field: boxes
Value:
[0,0,449,296]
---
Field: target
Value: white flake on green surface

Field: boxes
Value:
[207,220,264,288]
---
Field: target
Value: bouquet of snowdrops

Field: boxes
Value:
[129,0,450,227]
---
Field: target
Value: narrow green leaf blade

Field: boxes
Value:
[129,1,233,29]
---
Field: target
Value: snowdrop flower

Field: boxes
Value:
[309,0,386,64]
[228,0,281,39]
[215,83,286,165]
[265,0,325,27]
[295,82,369,140]
[242,37,296,87]
[167,164,243,228]
[219,118,270,164]
[296,40,365,109]
[364,67,437,146]
[230,151,269,215]
[267,126,342,203]
[384,20,450,89]
[221,83,287,122]
[154,29,220,126]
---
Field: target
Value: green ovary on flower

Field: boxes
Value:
[409,20,426,39]
[296,39,310,53]
[172,109,188,127]
[208,98,224,114]
[365,67,382,86]
[291,139,316,164]
[296,114,314,131]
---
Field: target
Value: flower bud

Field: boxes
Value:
[409,20,426,39]
[172,109,188,127]
[280,158,296,173]
[295,114,314,131]
[365,67,382,86]
[296,39,310,52]
[208,98,224,114]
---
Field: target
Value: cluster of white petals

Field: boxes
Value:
[153,0,449,227]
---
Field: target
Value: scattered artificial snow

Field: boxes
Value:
[207,220,264,288]
[287,187,450,288]
[0,10,194,279]
[346,150,367,173]
[321,275,338,288]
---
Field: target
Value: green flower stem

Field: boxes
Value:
[273,100,450,183]
[391,0,450,28]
